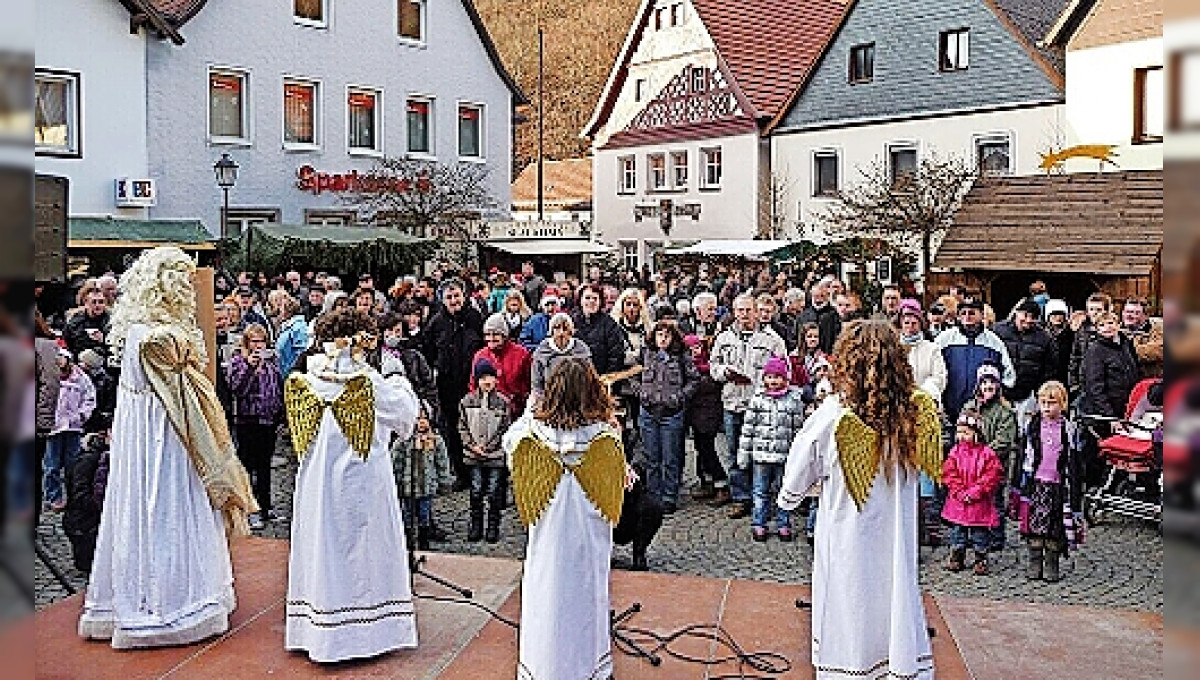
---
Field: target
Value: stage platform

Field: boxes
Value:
[34,538,1160,679]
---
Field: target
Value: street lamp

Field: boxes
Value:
[213,153,239,273]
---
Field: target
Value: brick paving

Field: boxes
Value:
[35,451,1165,613]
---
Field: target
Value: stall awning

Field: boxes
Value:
[487,240,612,256]
[69,216,215,249]
[250,222,429,245]
[669,240,797,258]
[936,171,1163,276]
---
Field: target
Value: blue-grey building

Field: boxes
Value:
[144,0,525,236]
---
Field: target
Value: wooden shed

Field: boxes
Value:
[931,170,1163,313]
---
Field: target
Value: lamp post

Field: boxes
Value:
[213,153,239,274]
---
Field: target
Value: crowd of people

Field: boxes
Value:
[34,258,1164,579]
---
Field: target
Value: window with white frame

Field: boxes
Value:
[849,43,875,84]
[813,150,839,197]
[209,69,249,143]
[305,209,356,226]
[619,156,636,193]
[283,79,319,148]
[294,0,327,27]
[975,135,1011,176]
[701,147,722,188]
[690,67,706,93]
[622,242,639,272]
[888,144,917,187]
[939,29,970,71]
[406,97,433,155]
[670,151,688,188]
[648,153,667,190]
[348,88,380,153]
[635,78,648,102]
[34,70,79,156]
[225,208,280,238]
[1135,66,1164,143]
[398,0,425,42]
[458,104,483,158]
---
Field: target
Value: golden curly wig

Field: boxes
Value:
[832,320,920,479]
[535,358,615,430]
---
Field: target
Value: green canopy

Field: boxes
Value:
[69,217,214,249]
[229,223,435,274]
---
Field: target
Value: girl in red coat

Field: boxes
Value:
[942,409,1005,575]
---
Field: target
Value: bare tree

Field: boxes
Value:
[758,170,797,240]
[816,153,975,295]
[337,156,499,267]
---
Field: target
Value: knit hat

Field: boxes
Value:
[897,298,923,321]
[473,358,498,381]
[483,313,510,336]
[1045,299,1070,317]
[1015,298,1042,318]
[682,334,703,348]
[762,356,789,377]
[540,291,561,307]
[957,409,985,436]
[78,349,105,370]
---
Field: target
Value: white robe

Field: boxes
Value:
[778,397,934,680]
[503,418,615,680]
[285,367,419,663]
[79,324,236,648]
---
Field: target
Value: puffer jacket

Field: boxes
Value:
[458,389,512,467]
[1082,334,1138,418]
[961,396,1018,466]
[52,364,96,435]
[392,431,454,498]
[941,441,1005,528]
[936,324,1015,420]
[993,320,1058,402]
[633,347,699,418]
[736,387,808,467]
[710,326,787,413]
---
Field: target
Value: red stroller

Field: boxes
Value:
[1080,378,1163,527]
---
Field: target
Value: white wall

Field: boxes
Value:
[1064,37,1163,171]
[772,103,1067,240]
[594,131,761,267]
[35,0,149,217]
[1166,17,1200,160]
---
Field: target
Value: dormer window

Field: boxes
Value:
[849,43,875,84]
[939,29,970,71]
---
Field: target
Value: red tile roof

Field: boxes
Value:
[691,0,852,120]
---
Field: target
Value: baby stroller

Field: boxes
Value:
[1079,378,1163,528]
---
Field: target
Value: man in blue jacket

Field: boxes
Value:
[935,297,1016,422]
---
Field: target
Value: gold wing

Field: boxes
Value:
[913,390,944,484]
[284,374,323,461]
[835,409,880,512]
[511,436,565,529]
[330,374,376,459]
[571,432,627,526]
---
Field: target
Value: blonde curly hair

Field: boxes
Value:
[832,320,920,480]
[108,246,206,364]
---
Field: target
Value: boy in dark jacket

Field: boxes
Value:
[458,359,513,543]
[63,423,110,572]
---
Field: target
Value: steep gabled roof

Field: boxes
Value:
[985,0,1072,76]
[583,0,851,138]
[1042,0,1161,51]
[144,0,528,105]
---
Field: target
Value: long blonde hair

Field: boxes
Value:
[108,246,206,364]
[832,320,919,479]
[611,287,651,329]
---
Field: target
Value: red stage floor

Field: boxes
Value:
[34,538,1160,679]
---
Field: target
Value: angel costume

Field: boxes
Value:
[80,324,257,648]
[283,346,419,663]
[504,417,626,680]
[778,391,943,680]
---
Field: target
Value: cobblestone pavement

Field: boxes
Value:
[36,454,1164,613]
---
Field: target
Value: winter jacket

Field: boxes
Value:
[226,353,283,426]
[382,346,440,422]
[519,312,552,351]
[633,347,700,418]
[1082,334,1138,418]
[961,396,1018,466]
[391,431,454,498]
[531,337,592,395]
[572,310,627,375]
[736,387,808,467]
[487,286,511,315]
[423,306,485,394]
[709,326,788,413]
[35,337,61,435]
[1048,325,1075,387]
[936,324,1015,420]
[1123,318,1164,379]
[941,441,1005,528]
[905,340,948,406]
[52,365,96,435]
[686,373,724,434]
[62,433,105,571]
[521,275,547,309]
[63,310,110,358]
[1015,414,1082,511]
[1068,320,1098,398]
[275,315,310,376]
[993,320,1058,402]
[469,342,533,416]
[458,389,513,467]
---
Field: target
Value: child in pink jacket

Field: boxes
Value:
[942,409,1005,575]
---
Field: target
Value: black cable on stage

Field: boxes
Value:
[412,591,520,629]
